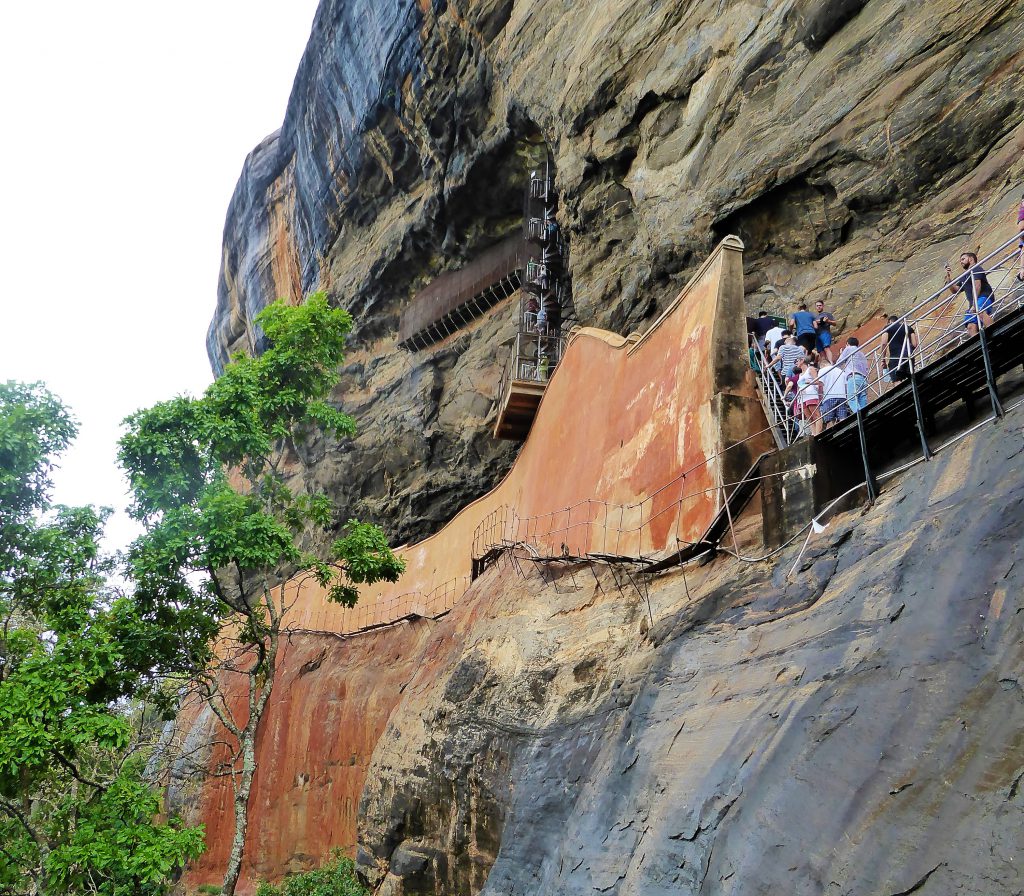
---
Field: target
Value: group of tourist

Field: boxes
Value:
[750,303,868,436]
[747,193,1024,438]
[751,312,919,436]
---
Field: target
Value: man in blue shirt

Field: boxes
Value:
[790,303,817,352]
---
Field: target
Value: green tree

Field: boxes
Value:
[118,294,404,896]
[255,849,367,896]
[0,381,204,894]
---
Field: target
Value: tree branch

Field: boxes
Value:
[198,677,242,740]
[53,751,107,792]
[0,796,41,846]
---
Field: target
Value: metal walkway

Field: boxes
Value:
[493,158,574,441]
[398,235,530,352]
[753,232,1024,454]
[818,299,1024,462]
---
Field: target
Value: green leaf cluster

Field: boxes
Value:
[118,293,404,661]
[114,295,404,894]
[254,851,368,896]
[43,758,205,896]
[0,381,205,894]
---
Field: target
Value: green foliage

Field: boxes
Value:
[0,381,204,894]
[254,851,367,896]
[44,759,205,896]
[0,380,75,521]
[118,293,404,656]
[329,520,407,607]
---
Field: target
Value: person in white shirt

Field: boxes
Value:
[764,322,785,352]
[836,337,870,413]
[817,363,849,425]
[796,363,823,435]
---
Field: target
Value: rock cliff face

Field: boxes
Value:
[355,409,1024,895]
[180,402,1024,895]
[356,415,1024,896]
[207,0,1024,547]
[195,0,1024,892]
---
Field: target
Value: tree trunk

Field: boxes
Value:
[221,626,278,896]
[221,731,257,896]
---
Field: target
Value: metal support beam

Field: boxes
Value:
[908,366,933,460]
[977,324,1004,418]
[855,407,877,502]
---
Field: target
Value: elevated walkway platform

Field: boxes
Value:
[493,330,566,440]
[819,299,1024,455]
[494,377,547,440]
[754,232,1024,466]
[398,235,531,351]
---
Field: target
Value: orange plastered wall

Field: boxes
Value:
[284,238,751,633]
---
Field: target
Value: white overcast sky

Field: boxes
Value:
[0,1,321,550]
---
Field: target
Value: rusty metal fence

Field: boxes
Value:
[398,235,534,350]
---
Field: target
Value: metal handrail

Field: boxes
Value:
[815,232,1024,435]
[494,330,568,417]
[750,231,1024,443]
[287,575,471,636]
[527,218,547,242]
[529,176,553,200]
[750,339,797,446]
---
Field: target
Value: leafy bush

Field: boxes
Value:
[255,851,367,896]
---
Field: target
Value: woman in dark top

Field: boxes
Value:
[883,315,917,382]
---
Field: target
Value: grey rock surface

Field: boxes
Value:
[357,405,1024,894]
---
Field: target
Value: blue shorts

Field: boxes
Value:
[964,294,994,326]
[817,331,833,349]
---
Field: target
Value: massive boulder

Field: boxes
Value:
[207,0,1024,547]
[192,2,1024,891]
[178,399,1024,895]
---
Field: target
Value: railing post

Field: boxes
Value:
[855,407,877,502]
[908,362,932,461]
[722,485,741,558]
[977,322,1004,418]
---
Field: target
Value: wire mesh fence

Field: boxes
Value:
[285,576,471,637]
[397,235,532,348]
[471,424,777,571]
